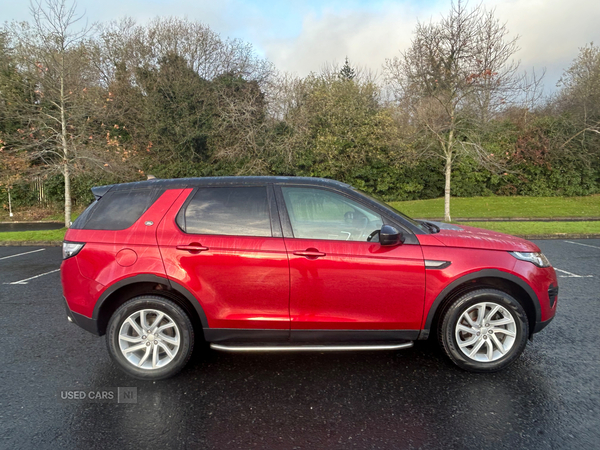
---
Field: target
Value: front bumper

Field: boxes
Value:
[529,283,558,337]
[533,316,555,334]
[64,297,100,335]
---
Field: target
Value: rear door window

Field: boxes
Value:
[179,186,272,237]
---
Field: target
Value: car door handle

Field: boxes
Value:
[293,249,326,258]
[176,244,209,252]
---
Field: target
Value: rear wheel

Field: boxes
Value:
[106,296,194,380]
[438,289,529,372]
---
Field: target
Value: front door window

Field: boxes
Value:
[281,187,383,241]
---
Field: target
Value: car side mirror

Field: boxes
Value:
[379,225,404,246]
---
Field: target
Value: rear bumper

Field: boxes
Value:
[64,297,100,335]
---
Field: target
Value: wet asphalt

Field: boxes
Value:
[0,240,598,449]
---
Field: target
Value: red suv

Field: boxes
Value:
[61,177,558,379]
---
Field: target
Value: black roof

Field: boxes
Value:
[91,176,351,198]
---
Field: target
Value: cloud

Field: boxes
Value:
[260,2,431,78]
[258,0,600,91]
[488,0,600,88]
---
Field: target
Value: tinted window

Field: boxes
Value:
[75,188,163,230]
[70,199,98,229]
[282,187,383,241]
[182,187,272,237]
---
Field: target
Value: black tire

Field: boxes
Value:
[438,289,529,373]
[106,295,194,380]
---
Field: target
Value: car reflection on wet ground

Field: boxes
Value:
[0,240,598,449]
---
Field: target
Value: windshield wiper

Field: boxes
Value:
[419,220,440,234]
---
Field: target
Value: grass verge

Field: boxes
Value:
[458,221,600,235]
[0,228,67,242]
[389,195,600,219]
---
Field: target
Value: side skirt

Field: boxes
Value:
[210,341,414,353]
[204,328,420,343]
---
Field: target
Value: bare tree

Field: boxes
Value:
[97,17,274,88]
[557,43,600,137]
[5,0,97,227]
[384,1,523,221]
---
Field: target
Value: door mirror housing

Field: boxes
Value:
[379,225,404,246]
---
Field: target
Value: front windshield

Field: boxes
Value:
[354,189,430,233]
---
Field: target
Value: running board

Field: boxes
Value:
[210,341,414,353]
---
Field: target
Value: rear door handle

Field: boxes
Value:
[293,249,326,258]
[176,244,209,252]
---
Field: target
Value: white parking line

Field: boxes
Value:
[3,268,60,285]
[555,268,594,278]
[564,240,600,250]
[0,248,45,261]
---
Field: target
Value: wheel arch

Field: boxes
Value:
[93,274,208,337]
[419,269,540,340]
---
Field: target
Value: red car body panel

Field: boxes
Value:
[424,225,540,252]
[157,189,291,330]
[61,257,105,317]
[62,189,184,317]
[419,246,516,327]
[419,238,557,327]
[285,238,425,330]
[513,261,558,321]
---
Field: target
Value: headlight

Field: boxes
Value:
[63,242,85,260]
[509,251,551,268]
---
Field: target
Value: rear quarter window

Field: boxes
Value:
[72,188,164,230]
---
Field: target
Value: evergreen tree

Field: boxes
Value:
[339,57,356,81]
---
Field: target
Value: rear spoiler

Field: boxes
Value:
[90,177,161,200]
[90,185,114,200]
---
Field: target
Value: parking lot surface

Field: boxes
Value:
[0,240,598,449]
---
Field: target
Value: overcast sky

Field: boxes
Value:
[2,0,599,92]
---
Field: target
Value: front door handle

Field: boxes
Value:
[176,244,209,252]
[293,248,326,258]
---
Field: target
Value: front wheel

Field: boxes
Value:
[106,296,194,380]
[438,289,529,372]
